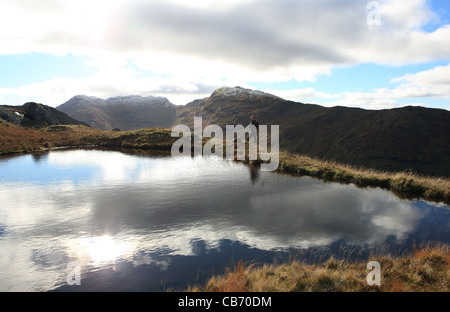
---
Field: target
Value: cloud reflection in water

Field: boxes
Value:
[0,149,447,291]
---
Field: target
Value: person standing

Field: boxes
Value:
[249,115,259,144]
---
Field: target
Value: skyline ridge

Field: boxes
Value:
[0,1,449,110]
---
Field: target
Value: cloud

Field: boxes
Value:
[111,1,350,66]
[379,0,437,30]
[0,151,428,257]
[391,64,450,97]
[265,63,450,110]
[3,0,450,69]
[274,87,435,110]
[106,0,448,68]
[266,88,339,102]
[1,0,450,107]
[0,54,219,105]
[3,149,446,290]
[322,91,413,110]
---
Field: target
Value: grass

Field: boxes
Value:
[188,243,450,292]
[276,151,450,205]
[0,122,100,155]
[0,122,176,156]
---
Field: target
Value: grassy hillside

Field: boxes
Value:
[0,120,177,156]
[175,87,450,177]
[65,105,118,130]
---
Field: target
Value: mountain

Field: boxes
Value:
[57,95,177,131]
[54,87,450,176]
[0,102,89,129]
[175,87,450,177]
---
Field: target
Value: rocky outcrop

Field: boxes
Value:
[0,106,23,125]
[0,102,89,129]
[22,102,60,127]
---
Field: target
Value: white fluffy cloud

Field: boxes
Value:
[2,0,449,68]
[391,64,450,97]
[266,63,450,109]
[0,65,215,106]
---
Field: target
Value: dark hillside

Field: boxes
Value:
[175,87,450,177]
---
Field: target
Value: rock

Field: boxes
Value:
[22,102,60,128]
[0,106,23,125]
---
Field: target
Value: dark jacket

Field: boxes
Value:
[251,119,259,131]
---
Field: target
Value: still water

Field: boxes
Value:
[0,149,449,291]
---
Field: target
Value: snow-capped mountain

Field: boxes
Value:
[57,95,177,130]
[211,86,281,99]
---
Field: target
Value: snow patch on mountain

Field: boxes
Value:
[213,86,281,99]
[106,95,174,108]
[62,95,174,108]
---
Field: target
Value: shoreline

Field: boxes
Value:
[1,123,449,292]
[275,151,450,205]
[187,243,449,292]
[1,123,449,205]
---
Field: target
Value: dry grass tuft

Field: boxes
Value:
[188,244,450,292]
[199,260,253,292]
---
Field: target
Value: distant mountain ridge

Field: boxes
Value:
[57,95,177,130]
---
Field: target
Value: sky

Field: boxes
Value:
[0,0,449,110]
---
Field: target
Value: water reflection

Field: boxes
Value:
[249,165,260,184]
[0,149,448,291]
[31,152,49,164]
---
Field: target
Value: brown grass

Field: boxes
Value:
[202,260,253,292]
[277,151,450,205]
[188,243,450,292]
[0,123,176,157]
[0,123,102,155]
